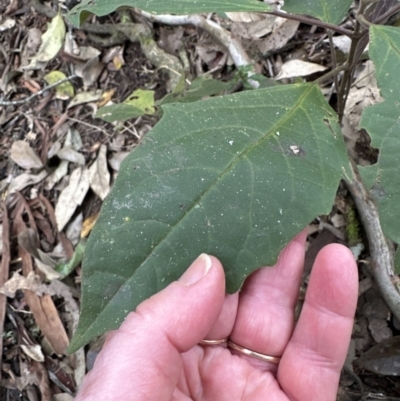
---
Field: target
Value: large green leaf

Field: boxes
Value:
[284,0,353,24]
[359,25,400,243]
[67,0,272,27]
[69,84,349,352]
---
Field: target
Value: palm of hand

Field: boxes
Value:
[178,345,286,400]
[76,232,357,401]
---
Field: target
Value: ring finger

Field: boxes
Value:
[229,229,308,369]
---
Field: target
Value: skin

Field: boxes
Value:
[76,230,358,401]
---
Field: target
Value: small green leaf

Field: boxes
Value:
[359,25,400,243]
[125,89,155,114]
[284,0,353,24]
[95,104,144,122]
[67,0,272,27]
[44,71,74,99]
[96,89,155,123]
[69,83,349,352]
[158,76,229,106]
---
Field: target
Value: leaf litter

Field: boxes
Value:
[0,2,399,399]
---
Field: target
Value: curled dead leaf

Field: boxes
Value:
[11,141,43,170]
[55,167,90,231]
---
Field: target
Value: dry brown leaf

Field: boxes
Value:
[8,170,48,196]
[82,57,106,88]
[78,46,101,59]
[344,60,382,132]
[48,280,85,386]
[20,28,42,69]
[81,213,99,238]
[108,151,129,172]
[55,167,90,231]
[36,294,70,354]
[57,146,85,165]
[257,19,300,54]
[228,13,276,39]
[67,89,103,109]
[65,212,83,245]
[31,360,51,401]
[26,14,65,70]
[276,59,327,80]
[226,12,261,22]
[89,145,110,200]
[35,258,62,281]
[0,224,3,255]
[0,271,44,297]
[45,161,69,190]
[11,140,44,170]
[18,227,41,259]
[14,200,68,356]
[0,18,16,32]
[20,344,45,362]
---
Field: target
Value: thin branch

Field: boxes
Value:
[345,162,400,322]
[266,10,353,37]
[358,2,400,47]
[66,116,112,137]
[337,26,362,123]
[0,75,77,106]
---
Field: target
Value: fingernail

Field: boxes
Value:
[179,254,212,285]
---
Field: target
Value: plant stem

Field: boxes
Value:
[266,10,353,37]
[345,162,400,322]
[314,65,348,85]
[337,2,368,123]
[358,2,400,46]
[327,30,340,95]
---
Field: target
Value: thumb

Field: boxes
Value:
[75,254,226,401]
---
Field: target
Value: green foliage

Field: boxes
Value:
[68,84,350,352]
[95,103,147,122]
[96,89,155,122]
[66,0,400,353]
[284,0,354,24]
[359,25,400,244]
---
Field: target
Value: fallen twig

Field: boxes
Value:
[0,203,10,373]
[0,75,77,107]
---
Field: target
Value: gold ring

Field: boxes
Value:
[228,340,281,364]
[199,337,229,345]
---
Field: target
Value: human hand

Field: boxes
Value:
[75,230,358,401]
